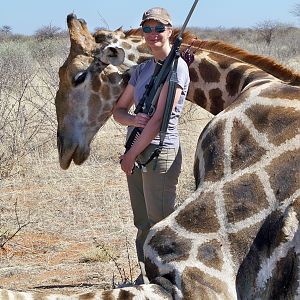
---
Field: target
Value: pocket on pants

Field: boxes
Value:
[137,145,180,173]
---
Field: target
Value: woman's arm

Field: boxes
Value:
[113,84,150,128]
[112,84,135,126]
[120,82,183,175]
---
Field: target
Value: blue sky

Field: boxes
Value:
[1,0,299,35]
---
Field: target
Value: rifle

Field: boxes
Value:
[124,0,199,167]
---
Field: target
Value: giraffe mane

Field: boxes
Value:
[124,28,143,37]
[189,39,300,86]
[123,28,300,86]
[124,27,196,41]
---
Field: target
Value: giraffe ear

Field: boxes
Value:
[100,46,125,66]
[67,13,94,53]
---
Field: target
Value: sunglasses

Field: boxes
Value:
[142,25,168,33]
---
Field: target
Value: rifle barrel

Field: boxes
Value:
[178,0,200,38]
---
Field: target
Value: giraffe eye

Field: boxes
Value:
[73,71,87,86]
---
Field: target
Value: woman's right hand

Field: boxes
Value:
[133,113,150,128]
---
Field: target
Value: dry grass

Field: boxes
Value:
[0,101,211,294]
[0,28,299,294]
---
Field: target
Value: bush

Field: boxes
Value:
[0,38,68,179]
[34,24,66,41]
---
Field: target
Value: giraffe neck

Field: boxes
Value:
[103,29,300,116]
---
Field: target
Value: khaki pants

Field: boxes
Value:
[126,144,182,266]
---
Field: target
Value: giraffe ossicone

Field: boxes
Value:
[2,13,300,299]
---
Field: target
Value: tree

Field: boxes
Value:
[254,20,288,45]
[0,25,12,35]
[0,25,13,40]
[290,3,300,21]
[34,24,63,40]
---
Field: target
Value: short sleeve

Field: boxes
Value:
[128,65,139,87]
[175,57,190,93]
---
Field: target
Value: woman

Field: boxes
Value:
[113,7,190,284]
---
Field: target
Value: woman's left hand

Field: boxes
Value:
[119,152,136,175]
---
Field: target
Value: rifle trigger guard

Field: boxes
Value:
[148,106,156,117]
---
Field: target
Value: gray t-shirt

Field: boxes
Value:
[128,57,190,148]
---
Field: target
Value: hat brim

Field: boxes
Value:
[140,17,171,26]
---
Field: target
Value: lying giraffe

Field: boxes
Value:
[1,13,300,300]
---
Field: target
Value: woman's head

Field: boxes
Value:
[140,7,173,52]
[140,7,172,27]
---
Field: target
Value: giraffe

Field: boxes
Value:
[1,13,300,300]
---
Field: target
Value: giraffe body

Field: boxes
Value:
[2,14,300,299]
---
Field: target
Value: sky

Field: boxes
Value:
[1,0,299,35]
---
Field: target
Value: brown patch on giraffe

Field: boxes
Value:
[88,94,102,123]
[136,44,151,55]
[193,153,200,187]
[148,226,192,263]
[267,248,300,299]
[118,289,135,300]
[237,198,300,297]
[242,70,271,90]
[128,53,136,62]
[100,84,110,101]
[292,196,300,221]
[79,292,97,299]
[231,118,267,172]
[224,173,268,224]
[266,149,300,203]
[193,88,207,108]
[197,239,224,271]
[201,120,225,181]
[137,56,152,64]
[226,65,251,96]
[258,83,300,100]
[121,41,132,49]
[189,67,199,82]
[255,209,287,255]
[107,72,121,84]
[101,290,114,300]
[181,267,232,299]
[175,192,220,233]
[236,207,289,297]
[112,86,122,96]
[209,88,225,114]
[91,75,101,92]
[228,221,263,268]
[145,257,160,281]
[245,104,300,146]
[208,52,237,69]
[199,58,221,83]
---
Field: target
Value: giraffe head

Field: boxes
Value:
[55,14,132,169]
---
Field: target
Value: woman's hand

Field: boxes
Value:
[119,151,137,175]
[133,113,150,128]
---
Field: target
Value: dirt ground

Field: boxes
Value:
[0,104,212,295]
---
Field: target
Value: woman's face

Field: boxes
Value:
[142,20,172,51]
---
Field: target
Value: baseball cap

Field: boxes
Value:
[140,7,172,26]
